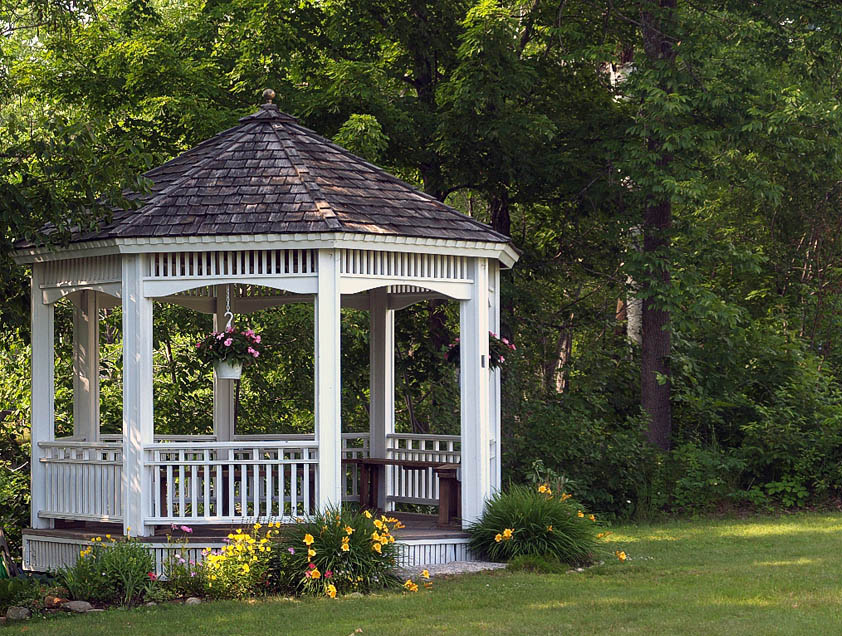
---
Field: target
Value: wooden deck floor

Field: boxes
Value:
[26,512,468,543]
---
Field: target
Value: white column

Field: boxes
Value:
[489,260,501,492]
[369,287,395,507]
[73,290,100,441]
[121,254,154,536]
[315,248,342,510]
[213,285,235,442]
[460,257,491,526]
[30,263,55,529]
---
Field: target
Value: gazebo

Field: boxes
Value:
[14,93,518,570]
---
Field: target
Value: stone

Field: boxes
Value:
[184,597,202,606]
[347,592,364,598]
[145,601,157,607]
[63,600,93,613]
[6,606,31,621]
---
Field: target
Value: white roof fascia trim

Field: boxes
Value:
[14,233,520,268]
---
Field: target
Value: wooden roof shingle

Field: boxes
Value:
[62,102,509,245]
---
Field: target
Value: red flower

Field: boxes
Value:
[147,572,158,581]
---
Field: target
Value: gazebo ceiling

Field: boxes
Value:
[58,94,510,246]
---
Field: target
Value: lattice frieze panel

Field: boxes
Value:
[340,249,469,281]
[147,249,318,279]
[41,256,121,287]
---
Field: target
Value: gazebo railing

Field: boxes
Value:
[38,441,123,522]
[36,432,462,526]
[144,441,318,524]
[386,433,461,506]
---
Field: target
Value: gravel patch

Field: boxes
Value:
[398,561,507,579]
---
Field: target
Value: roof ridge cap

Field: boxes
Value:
[269,121,342,231]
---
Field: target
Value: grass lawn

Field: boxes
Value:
[7,512,842,635]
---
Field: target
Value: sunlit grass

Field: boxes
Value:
[8,512,842,635]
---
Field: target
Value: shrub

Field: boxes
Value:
[468,484,599,566]
[59,535,156,606]
[0,576,42,613]
[504,399,655,520]
[203,523,277,599]
[273,507,401,597]
[652,443,747,513]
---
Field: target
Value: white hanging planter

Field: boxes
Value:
[214,359,243,380]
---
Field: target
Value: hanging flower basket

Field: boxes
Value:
[195,327,263,379]
[214,359,243,380]
[445,331,516,369]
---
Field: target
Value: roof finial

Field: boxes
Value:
[262,88,276,104]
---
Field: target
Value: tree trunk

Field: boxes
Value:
[490,187,511,237]
[641,199,672,450]
[639,0,675,451]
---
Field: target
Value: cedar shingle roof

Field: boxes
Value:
[64,103,509,244]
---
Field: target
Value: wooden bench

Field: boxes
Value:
[344,458,461,525]
[433,463,461,526]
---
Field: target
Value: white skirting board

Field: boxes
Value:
[23,533,477,574]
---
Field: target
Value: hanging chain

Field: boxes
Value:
[224,284,234,331]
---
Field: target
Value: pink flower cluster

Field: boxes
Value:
[195,325,263,364]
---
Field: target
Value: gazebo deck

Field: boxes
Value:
[25,512,468,543]
[22,513,475,573]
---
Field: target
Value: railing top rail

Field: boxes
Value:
[144,441,319,450]
[386,433,460,441]
[39,440,123,448]
[233,434,314,441]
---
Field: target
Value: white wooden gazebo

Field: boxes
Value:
[14,93,518,570]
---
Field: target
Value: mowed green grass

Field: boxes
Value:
[7,513,842,635]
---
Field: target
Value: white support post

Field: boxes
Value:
[315,248,342,511]
[30,264,55,529]
[488,260,502,493]
[73,290,100,442]
[122,255,154,536]
[460,257,491,527]
[213,285,235,443]
[369,287,395,508]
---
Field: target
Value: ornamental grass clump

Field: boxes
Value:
[274,507,401,597]
[203,523,278,599]
[468,484,599,566]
